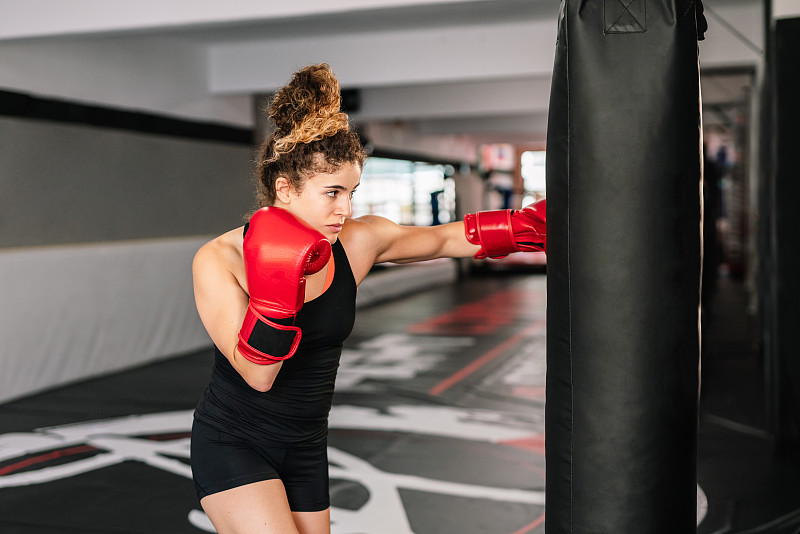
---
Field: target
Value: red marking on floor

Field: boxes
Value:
[0,444,97,476]
[407,288,543,336]
[499,434,546,455]
[511,385,546,400]
[510,513,546,534]
[428,318,545,395]
[145,432,192,441]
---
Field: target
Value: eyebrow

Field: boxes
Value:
[324,183,360,191]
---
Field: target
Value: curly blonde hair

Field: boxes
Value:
[254,64,366,207]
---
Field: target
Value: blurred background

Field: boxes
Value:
[0,1,798,531]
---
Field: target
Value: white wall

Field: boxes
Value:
[773,0,800,19]
[0,238,211,403]
[0,0,498,40]
[0,114,253,403]
[699,0,764,68]
[0,36,253,127]
[207,19,557,93]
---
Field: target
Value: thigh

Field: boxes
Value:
[279,442,330,513]
[293,508,331,534]
[201,479,299,534]
[190,419,281,500]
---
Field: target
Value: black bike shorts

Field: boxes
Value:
[190,419,329,512]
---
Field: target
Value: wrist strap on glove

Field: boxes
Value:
[464,210,519,259]
[237,304,301,365]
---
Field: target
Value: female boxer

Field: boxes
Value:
[190,63,546,534]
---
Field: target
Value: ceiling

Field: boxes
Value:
[0,0,763,152]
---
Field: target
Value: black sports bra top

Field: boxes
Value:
[193,239,357,446]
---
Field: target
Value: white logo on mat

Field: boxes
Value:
[0,405,544,533]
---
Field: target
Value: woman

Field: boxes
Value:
[190,63,545,534]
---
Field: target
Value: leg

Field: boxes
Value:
[280,441,331,534]
[293,508,331,534]
[200,479,299,534]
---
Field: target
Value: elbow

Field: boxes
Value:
[247,375,275,393]
[243,365,281,393]
[243,370,278,393]
[232,348,281,392]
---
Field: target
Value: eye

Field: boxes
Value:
[326,190,339,198]
[349,190,357,199]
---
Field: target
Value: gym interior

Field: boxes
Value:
[1,1,799,533]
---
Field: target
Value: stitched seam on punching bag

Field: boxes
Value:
[608,0,636,30]
[681,0,696,22]
[604,0,646,34]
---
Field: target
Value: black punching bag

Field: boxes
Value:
[545,1,704,532]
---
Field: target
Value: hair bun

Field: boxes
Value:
[267,64,350,160]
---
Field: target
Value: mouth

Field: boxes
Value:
[327,224,343,233]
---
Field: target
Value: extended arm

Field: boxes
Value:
[342,198,546,270]
[343,216,481,268]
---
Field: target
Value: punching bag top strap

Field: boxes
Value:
[695,0,708,41]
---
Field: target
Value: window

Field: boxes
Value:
[353,157,455,226]
[520,150,546,207]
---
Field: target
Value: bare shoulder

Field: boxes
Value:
[193,226,247,290]
[341,215,395,242]
[339,216,395,285]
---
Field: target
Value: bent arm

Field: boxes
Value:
[192,232,282,392]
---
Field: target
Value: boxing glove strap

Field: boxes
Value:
[464,210,520,259]
[237,304,302,365]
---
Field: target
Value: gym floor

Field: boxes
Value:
[0,269,797,533]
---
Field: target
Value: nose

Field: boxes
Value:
[335,194,352,219]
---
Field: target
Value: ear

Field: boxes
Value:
[274,176,294,205]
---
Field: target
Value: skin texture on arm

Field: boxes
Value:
[192,226,285,392]
[339,215,482,284]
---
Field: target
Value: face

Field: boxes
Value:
[275,161,361,243]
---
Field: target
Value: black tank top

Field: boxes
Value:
[193,240,357,446]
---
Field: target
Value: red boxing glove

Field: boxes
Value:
[237,207,331,365]
[464,198,547,259]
